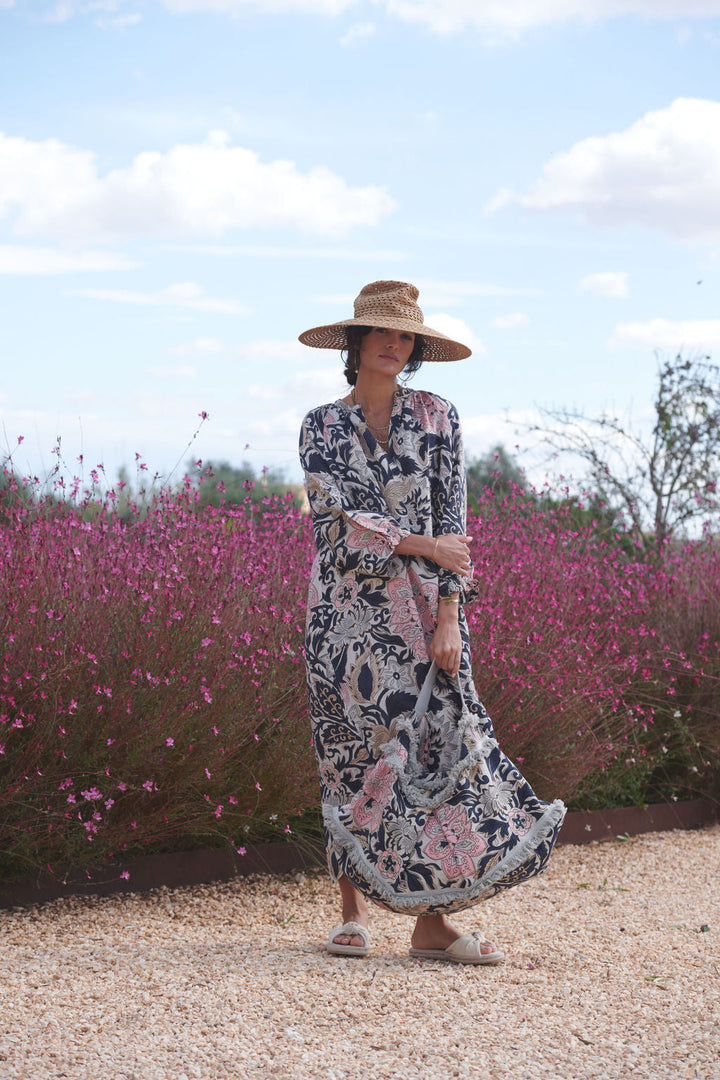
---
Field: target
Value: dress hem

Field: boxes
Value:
[322,798,567,914]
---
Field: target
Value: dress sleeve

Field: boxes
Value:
[433,402,479,604]
[299,407,410,577]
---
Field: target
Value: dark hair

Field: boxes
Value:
[342,325,425,386]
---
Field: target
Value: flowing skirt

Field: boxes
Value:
[305,559,566,916]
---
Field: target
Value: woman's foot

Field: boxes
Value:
[332,875,369,950]
[410,914,501,959]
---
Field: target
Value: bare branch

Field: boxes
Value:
[526,354,720,551]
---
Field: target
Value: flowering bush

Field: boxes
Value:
[464,490,720,803]
[0,463,718,885]
[0,466,317,883]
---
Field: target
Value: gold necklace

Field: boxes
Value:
[351,387,393,448]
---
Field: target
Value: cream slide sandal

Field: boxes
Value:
[327,921,370,957]
[409,932,504,965]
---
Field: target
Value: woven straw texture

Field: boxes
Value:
[298,281,472,363]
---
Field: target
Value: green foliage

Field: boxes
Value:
[466,446,637,555]
[538,491,638,557]
[570,706,716,811]
[188,459,303,512]
[466,444,527,510]
[0,469,35,512]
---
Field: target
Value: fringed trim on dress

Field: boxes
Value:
[323,798,567,915]
[383,730,499,809]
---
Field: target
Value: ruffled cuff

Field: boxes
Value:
[344,514,410,576]
[439,570,479,606]
[348,512,407,554]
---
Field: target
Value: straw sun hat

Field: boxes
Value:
[298,280,472,362]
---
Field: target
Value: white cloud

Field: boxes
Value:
[382,0,720,34]
[169,338,226,355]
[0,245,137,275]
[232,339,307,362]
[489,99,720,242]
[163,0,353,12]
[95,12,142,28]
[425,312,487,355]
[248,407,305,439]
[0,130,395,241]
[419,279,540,306]
[169,335,310,363]
[287,367,348,397]
[69,282,248,314]
[313,292,357,306]
[578,271,629,298]
[609,318,720,352]
[247,367,346,403]
[246,384,280,402]
[61,389,106,406]
[15,0,139,21]
[29,0,720,31]
[491,311,530,329]
[147,365,197,378]
[340,20,376,45]
[175,243,407,261]
[40,2,76,21]
[460,409,541,466]
[157,0,720,32]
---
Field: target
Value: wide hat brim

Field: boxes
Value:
[298,315,471,363]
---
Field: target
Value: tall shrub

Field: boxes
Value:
[1,471,718,883]
[0,478,316,880]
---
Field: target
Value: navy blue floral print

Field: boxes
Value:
[300,388,565,914]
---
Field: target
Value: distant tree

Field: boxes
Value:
[188,459,300,510]
[0,468,35,512]
[530,354,720,551]
[466,444,527,510]
[465,445,634,551]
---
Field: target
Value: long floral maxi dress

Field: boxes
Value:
[299,387,566,915]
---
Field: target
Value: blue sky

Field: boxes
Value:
[2,0,720,489]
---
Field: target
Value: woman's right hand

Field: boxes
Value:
[433,534,473,576]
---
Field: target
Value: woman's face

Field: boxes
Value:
[358,326,415,378]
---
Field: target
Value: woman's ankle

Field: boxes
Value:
[338,875,369,926]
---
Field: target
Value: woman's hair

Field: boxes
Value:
[342,325,425,386]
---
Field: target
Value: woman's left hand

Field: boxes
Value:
[430,621,463,677]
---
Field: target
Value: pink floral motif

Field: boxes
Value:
[423,805,487,880]
[332,577,358,610]
[351,758,395,831]
[352,513,403,547]
[508,809,532,835]
[320,762,342,792]
[411,570,439,635]
[377,850,403,878]
[346,526,393,558]
[411,392,453,438]
[387,576,431,660]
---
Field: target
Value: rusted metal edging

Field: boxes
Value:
[1,799,717,910]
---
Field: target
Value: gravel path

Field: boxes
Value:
[1,826,718,1080]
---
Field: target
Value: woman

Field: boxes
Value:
[299,281,565,965]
